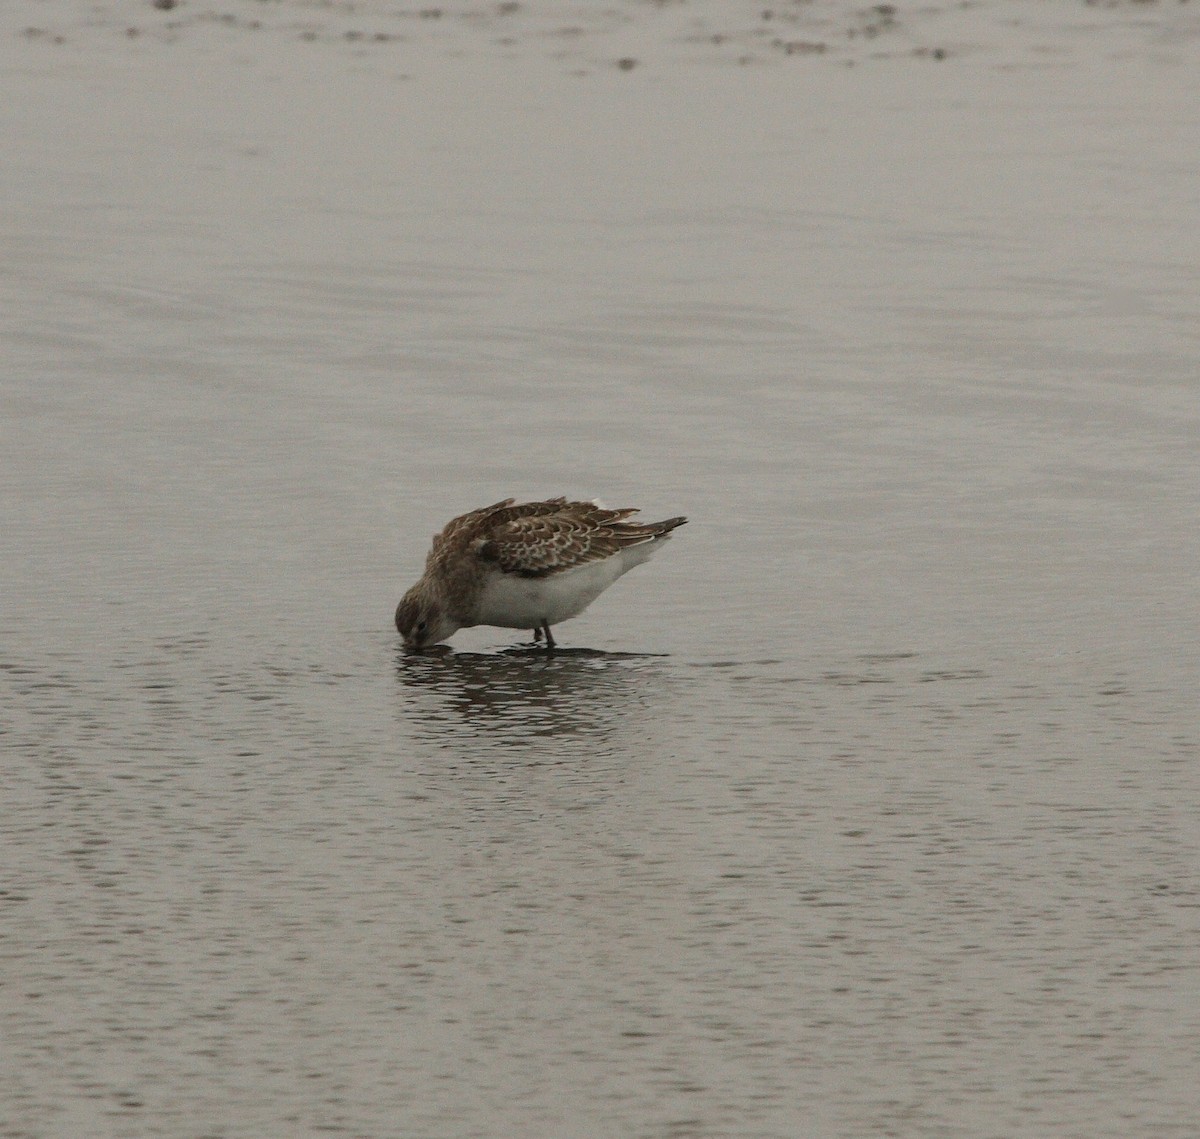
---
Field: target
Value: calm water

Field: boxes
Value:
[3,3,1199,1136]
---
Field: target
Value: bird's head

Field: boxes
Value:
[394,583,458,649]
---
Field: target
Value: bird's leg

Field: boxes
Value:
[540,623,556,650]
[532,627,542,642]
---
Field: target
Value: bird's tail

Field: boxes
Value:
[648,516,688,538]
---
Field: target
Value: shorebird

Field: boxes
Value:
[395,497,687,649]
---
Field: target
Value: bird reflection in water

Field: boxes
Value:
[394,644,668,751]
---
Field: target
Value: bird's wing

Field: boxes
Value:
[426,498,516,567]
[474,503,647,577]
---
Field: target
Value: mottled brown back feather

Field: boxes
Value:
[426,498,686,579]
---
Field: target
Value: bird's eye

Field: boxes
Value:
[416,620,428,634]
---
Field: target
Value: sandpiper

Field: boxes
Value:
[395,497,687,649]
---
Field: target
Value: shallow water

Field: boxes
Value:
[3,3,1199,1137]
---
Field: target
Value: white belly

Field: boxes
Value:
[474,547,653,630]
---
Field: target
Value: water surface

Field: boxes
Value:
[3,3,1199,1136]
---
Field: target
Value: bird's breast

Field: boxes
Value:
[475,555,633,629]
